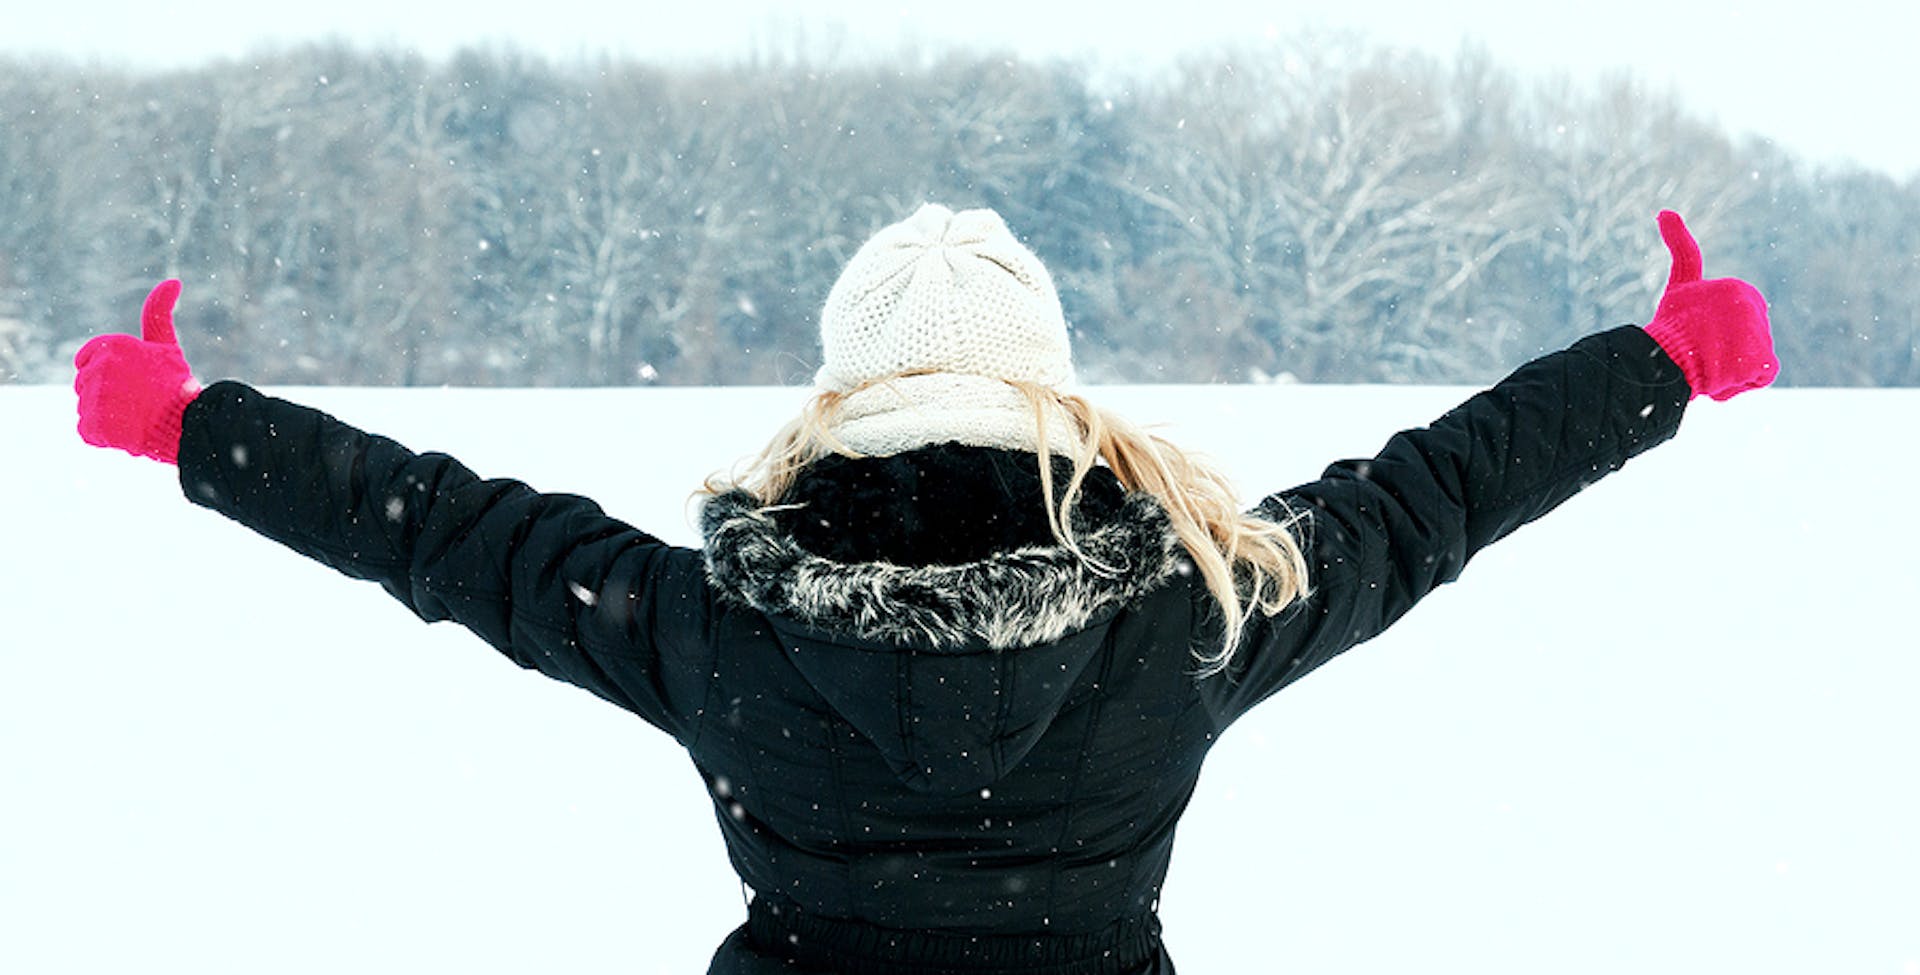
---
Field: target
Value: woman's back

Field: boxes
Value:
[73,203,1771,974]
[694,447,1210,944]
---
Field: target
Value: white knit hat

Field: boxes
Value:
[817,203,1078,456]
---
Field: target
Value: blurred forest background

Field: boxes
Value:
[2,36,1915,387]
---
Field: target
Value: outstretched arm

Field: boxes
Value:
[1205,210,1775,724]
[74,284,715,738]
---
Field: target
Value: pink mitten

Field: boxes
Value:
[1642,210,1778,401]
[74,280,202,464]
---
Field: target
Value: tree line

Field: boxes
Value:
[2,38,1915,387]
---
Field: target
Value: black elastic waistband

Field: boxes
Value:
[746,895,1163,975]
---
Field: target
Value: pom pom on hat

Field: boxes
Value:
[817,203,1079,456]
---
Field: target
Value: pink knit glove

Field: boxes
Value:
[1642,210,1778,401]
[74,280,203,464]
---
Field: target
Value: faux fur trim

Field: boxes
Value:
[700,488,1185,651]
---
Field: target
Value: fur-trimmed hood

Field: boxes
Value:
[700,488,1181,653]
[699,446,1187,793]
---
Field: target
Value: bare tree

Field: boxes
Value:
[0,62,140,378]
[2,41,1910,387]
[1738,147,1920,386]
[1514,74,1752,353]
[1107,40,1537,381]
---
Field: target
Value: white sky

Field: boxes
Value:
[5,0,1917,177]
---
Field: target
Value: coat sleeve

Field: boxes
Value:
[1202,326,1693,726]
[175,381,716,741]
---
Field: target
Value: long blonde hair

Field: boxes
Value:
[702,377,1311,676]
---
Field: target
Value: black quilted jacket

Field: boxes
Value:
[176,326,1691,974]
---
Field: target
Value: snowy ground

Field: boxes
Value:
[4,381,1916,974]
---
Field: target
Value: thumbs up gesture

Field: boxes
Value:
[1642,211,1779,401]
[74,280,203,464]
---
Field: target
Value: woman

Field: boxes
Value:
[73,204,1775,973]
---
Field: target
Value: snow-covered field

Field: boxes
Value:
[4,381,1916,974]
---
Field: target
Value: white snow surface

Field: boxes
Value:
[4,382,1917,974]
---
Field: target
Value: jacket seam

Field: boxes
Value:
[1045,634,1117,922]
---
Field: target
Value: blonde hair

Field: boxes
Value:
[703,377,1311,676]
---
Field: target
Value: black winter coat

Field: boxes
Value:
[175,326,1691,974]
